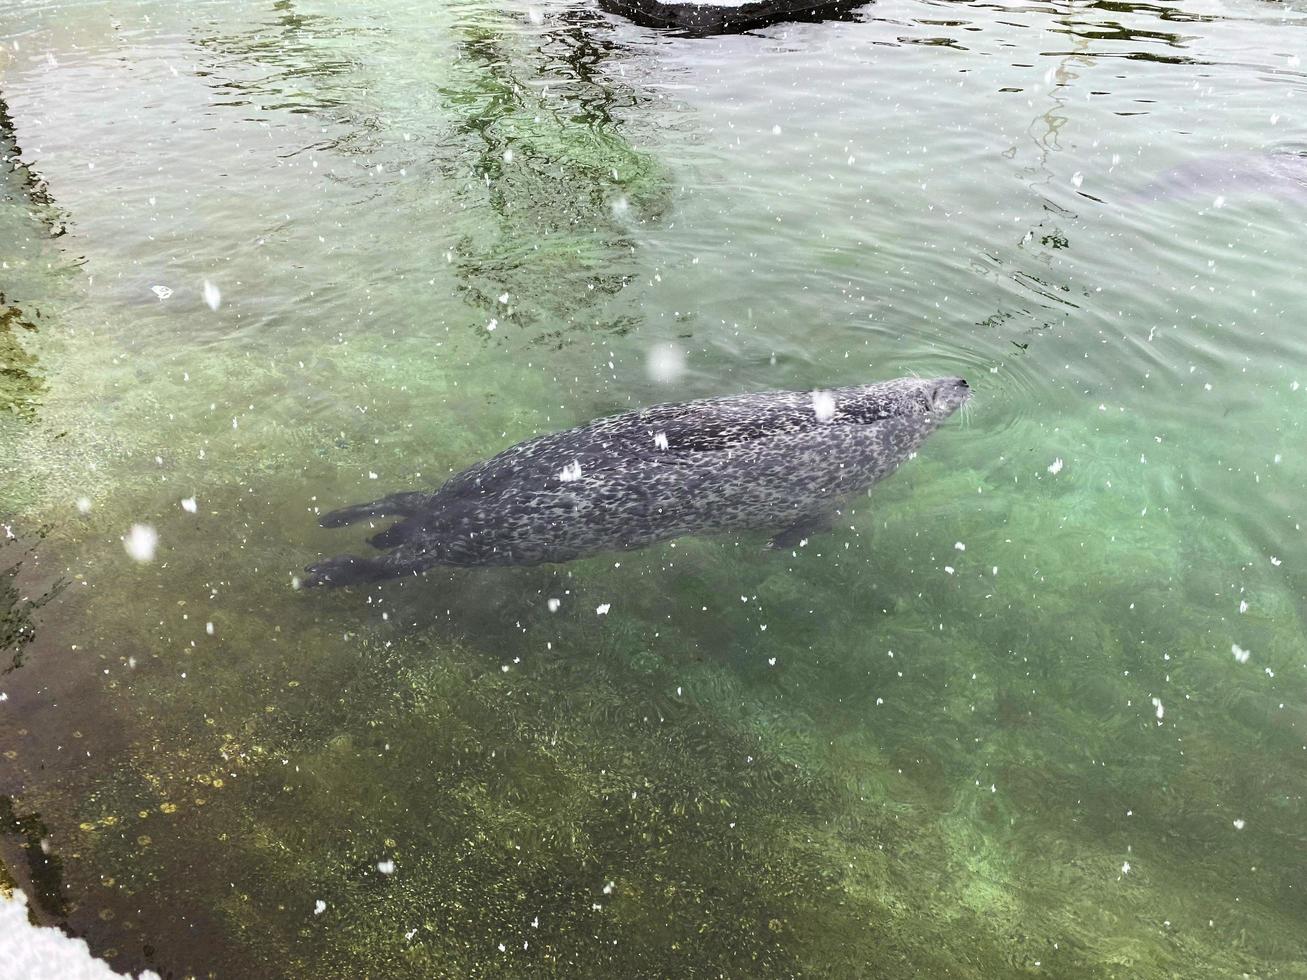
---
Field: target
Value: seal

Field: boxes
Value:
[303,375,970,587]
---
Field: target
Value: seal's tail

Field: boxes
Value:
[318,491,427,528]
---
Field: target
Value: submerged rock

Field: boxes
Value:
[600,0,870,34]
[1124,147,1307,206]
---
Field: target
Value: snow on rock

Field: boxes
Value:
[0,890,161,979]
[595,603,611,615]
[150,284,173,300]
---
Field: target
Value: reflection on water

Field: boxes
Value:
[0,534,66,676]
[1,0,1307,976]
[193,0,376,116]
[0,295,45,423]
[1,92,62,424]
[0,795,68,924]
[599,0,872,36]
[437,5,670,340]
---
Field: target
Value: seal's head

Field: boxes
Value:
[839,375,970,422]
[830,375,970,461]
[924,376,972,418]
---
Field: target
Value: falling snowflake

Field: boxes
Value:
[812,390,836,423]
[1232,644,1251,664]
[123,524,158,563]
[1047,457,1064,475]
[151,284,173,300]
[202,280,221,311]
[646,345,685,384]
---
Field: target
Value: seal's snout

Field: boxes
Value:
[927,376,971,415]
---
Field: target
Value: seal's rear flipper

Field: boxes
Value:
[301,555,393,588]
[319,491,427,528]
[767,511,834,551]
[302,550,431,588]
[367,518,417,550]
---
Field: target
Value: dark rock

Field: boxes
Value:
[599,0,870,35]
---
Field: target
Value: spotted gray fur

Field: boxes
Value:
[303,376,971,587]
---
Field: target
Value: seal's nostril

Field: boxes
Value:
[957,378,969,388]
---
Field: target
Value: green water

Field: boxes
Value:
[2,0,1306,975]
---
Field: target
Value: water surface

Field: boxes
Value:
[2,0,1306,976]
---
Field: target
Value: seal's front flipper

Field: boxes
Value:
[767,512,834,551]
[319,491,427,528]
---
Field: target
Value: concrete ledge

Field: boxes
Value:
[599,0,869,34]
